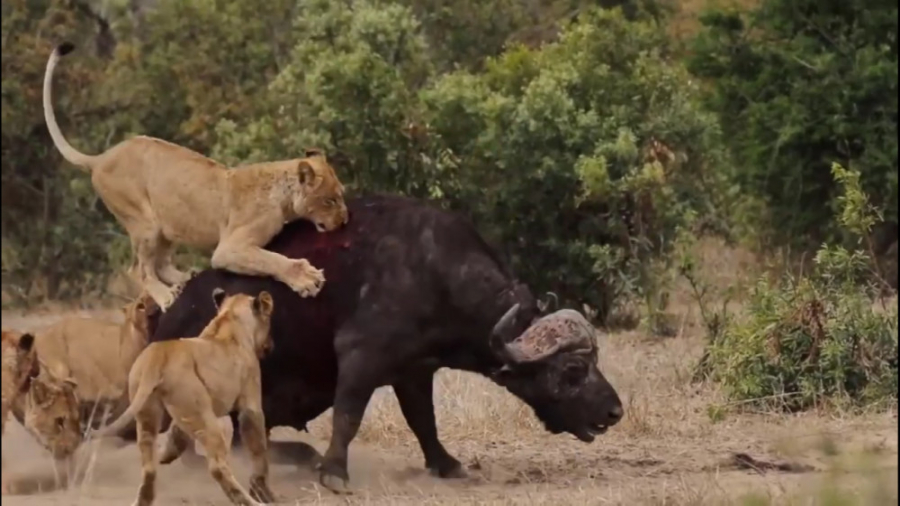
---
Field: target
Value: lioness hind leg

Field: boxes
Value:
[238,409,275,503]
[133,229,178,310]
[195,413,260,506]
[133,402,164,506]
[168,401,259,506]
[155,237,192,286]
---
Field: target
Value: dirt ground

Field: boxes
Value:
[1,297,897,505]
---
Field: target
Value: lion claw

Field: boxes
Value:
[286,260,326,297]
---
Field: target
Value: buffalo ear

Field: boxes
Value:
[298,160,316,187]
[18,333,35,352]
[212,288,227,310]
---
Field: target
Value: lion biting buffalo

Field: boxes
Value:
[147,194,623,492]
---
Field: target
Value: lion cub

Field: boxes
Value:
[43,43,349,311]
[92,289,276,506]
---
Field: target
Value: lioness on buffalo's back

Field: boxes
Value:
[149,194,624,493]
[42,43,349,311]
[92,290,276,506]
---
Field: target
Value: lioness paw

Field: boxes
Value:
[285,260,326,297]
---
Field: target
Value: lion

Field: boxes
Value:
[91,289,276,506]
[43,43,349,312]
[15,293,157,441]
[3,330,81,487]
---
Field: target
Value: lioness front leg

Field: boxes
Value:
[212,222,325,297]
[238,407,275,503]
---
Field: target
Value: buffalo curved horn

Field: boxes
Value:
[490,303,521,362]
[498,309,597,364]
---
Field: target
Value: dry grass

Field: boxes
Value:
[2,238,897,505]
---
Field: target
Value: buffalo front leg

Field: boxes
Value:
[318,350,379,494]
[393,373,466,478]
[212,230,324,298]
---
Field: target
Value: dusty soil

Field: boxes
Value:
[2,305,897,505]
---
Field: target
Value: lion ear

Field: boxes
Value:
[212,288,227,310]
[297,160,316,187]
[18,333,35,352]
[253,291,274,318]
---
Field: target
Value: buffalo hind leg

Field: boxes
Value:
[393,372,465,478]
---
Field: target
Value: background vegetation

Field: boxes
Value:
[1,0,896,410]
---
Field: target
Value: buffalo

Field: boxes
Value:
[146,194,623,491]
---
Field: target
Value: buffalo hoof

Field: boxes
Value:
[316,461,351,495]
[428,458,467,479]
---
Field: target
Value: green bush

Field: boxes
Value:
[688,0,898,251]
[421,7,729,323]
[702,164,898,411]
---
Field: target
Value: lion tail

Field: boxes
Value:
[89,361,161,439]
[43,43,96,171]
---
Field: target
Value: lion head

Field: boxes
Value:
[294,148,349,232]
[121,292,157,346]
[21,368,82,460]
[211,289,275,359]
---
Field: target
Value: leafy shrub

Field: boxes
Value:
[688,0,898,251]
[421,7,729,323]
[701,164,898,411]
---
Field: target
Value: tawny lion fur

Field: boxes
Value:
[3,330,82,490]
[43,43,349,311]
[19,293,157,441]
[1,330,38,438]
[91,290,276,506]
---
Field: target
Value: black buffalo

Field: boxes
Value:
[147,194,623,490]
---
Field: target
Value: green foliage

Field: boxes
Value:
[1,0,127,302]
[702,165,898,411]
[688,0,899,250]
[422,8,728,322]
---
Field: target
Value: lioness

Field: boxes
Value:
[92,289,276,506]
[3,329,80,493]
[2,333,82,474]
[17,293,157,441]
[43,43,349,311]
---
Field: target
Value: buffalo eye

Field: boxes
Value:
[561,361,587,387]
